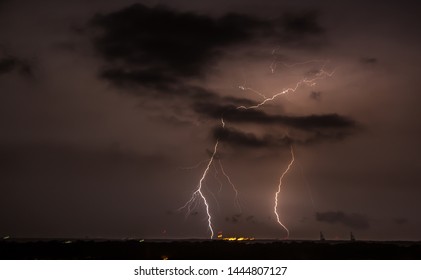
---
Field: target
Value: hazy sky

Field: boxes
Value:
[1,0,421,240]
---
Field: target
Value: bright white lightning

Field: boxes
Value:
[180,118,244,238]
[181,56,332,238]
[179,140,219,239]
[274,145,295,239]
[237,69,334,110]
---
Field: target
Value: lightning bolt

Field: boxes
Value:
[237,68,334,110]
[181,56,332,239]
[180,118,245,238]
[238,59,334,110]
[274,145,295,239]
[179,140,219,239]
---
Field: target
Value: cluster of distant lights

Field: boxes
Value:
[217,232,255,241]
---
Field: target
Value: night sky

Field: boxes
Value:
[1,0,421,240]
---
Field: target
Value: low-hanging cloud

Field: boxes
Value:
[316,211,370,230]
[195,101,356,129]
[0,55,32,77]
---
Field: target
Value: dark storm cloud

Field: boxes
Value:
[225,214,258,224]
[100,67,179,90]
[90,3,326,89]
[245,215,255,222]
[279,10,325,47]
[0,55,32,76]
[0,57,15,74]
[316,211,370,230]
[199,98,357,148]
[212,125,352,148]
[303,129,354,144]
[91,3,266,88]
[213,127,294,148]
[213,127,277,148]
[225,213,243,224]
[361,57,378,64]
[195,101,356,130]
[309,91,322,101]
[283,11,324,35]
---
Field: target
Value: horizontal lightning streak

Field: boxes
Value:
[237,69,334,110]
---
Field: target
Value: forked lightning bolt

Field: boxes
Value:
[181,57,333,239]
[274,145,295,239]
[179,140,219,239]
[237,68,334,110]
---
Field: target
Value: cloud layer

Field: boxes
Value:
[316,211,370,230]
[91,3,325,90]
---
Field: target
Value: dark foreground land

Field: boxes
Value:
[1,239,421,260]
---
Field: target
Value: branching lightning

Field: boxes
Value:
[180,56,333,239]
[237,67,334,110]
[274,145,295,239]
[180,117,244,238]
[179,140,219,239]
